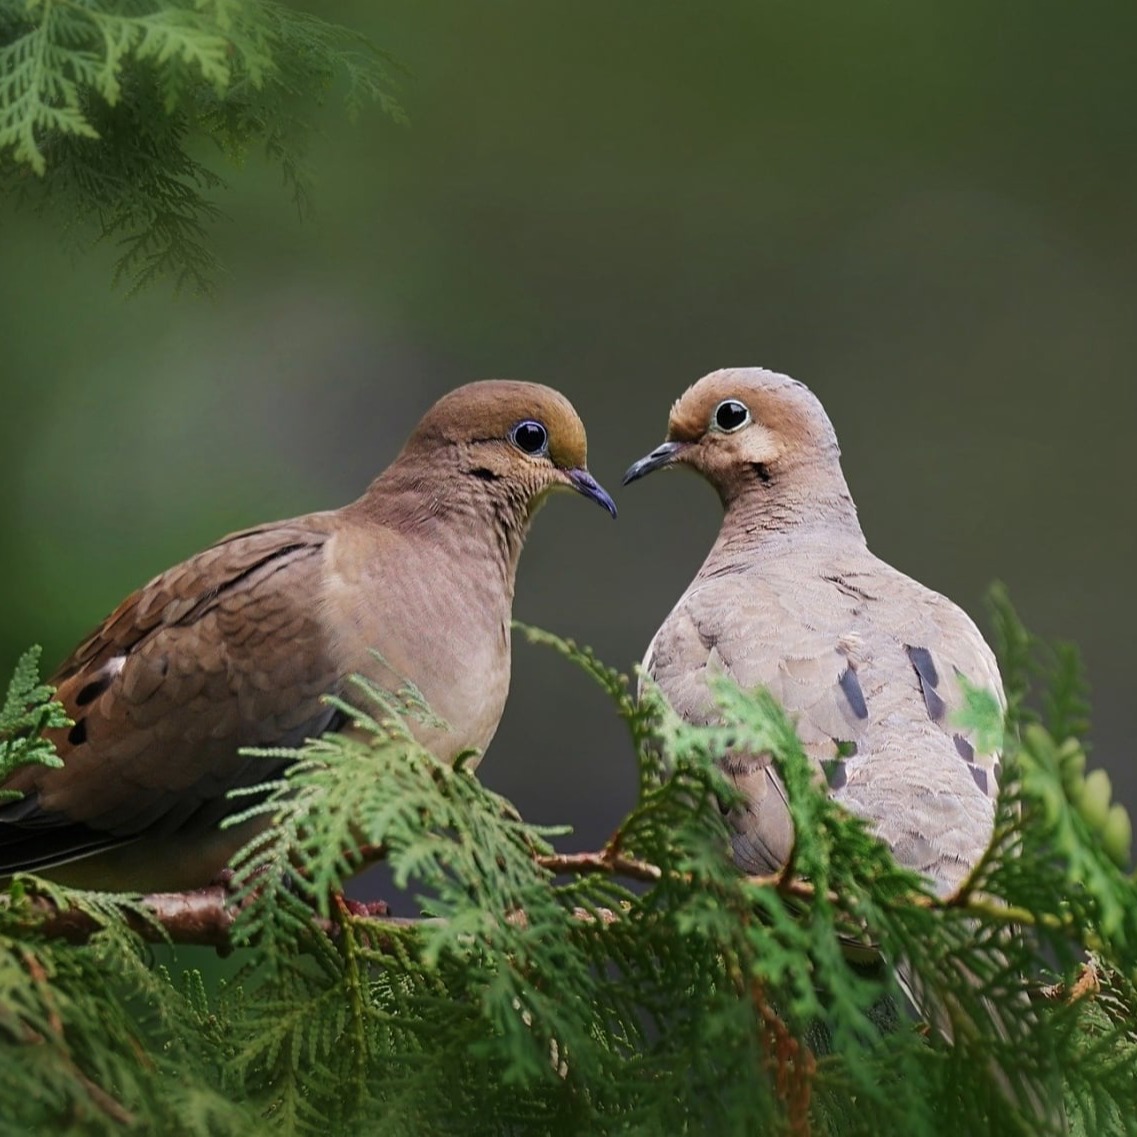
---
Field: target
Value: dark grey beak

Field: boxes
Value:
[567,469,618,518]
[622,441,686,486]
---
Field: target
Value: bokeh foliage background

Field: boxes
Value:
[1,0,1133,898]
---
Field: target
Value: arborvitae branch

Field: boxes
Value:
[0,847,1102,957]
[1,598,1135,1134]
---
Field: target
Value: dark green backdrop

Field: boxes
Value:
[2,1,1133,898]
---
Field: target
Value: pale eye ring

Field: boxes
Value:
[713,399,750,432]
[511,419,548,455]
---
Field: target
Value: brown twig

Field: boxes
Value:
[0,836,1073,952]
[752,979,815,1137]
[3,875,625,950]
[535,850,662,882]
[0,858,874,950]
[15,886,242,948]
[1039,960,1100,1004]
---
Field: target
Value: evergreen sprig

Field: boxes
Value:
[0,645,68,795]
[0,0,405,292]
[0,592,1134,1134]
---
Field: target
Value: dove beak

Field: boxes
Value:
[622,441,687,486]
[566,468,618,518]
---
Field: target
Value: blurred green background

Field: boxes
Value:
[2,1,1134,898]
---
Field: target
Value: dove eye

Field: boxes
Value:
[713,399,750,432]
[511,420,549,455]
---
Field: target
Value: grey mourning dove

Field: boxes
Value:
[623,367,1003,897]
[624,370,1070,1129]
[1,380,616,892]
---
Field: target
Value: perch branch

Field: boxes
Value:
[535,850,662,882]
[1,832,1082,950]
[4,878,623,949]
[15,886,247,948]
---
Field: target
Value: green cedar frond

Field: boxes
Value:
[953,675,1006,757]
[1,592,1136,1134]
[0,645,68,794]
[0,0,405,292]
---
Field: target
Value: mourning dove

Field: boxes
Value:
[1,380,616,892]
[623,367,1003,897]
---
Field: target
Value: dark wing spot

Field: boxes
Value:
[953,734,975,762]
[67,719,87,746]
[922,684,946,722]
[905,645,940,687]
[969,766,989,795]
[822,573,874,602]
[76,672,114,706]
[693,619,718,652]
[838,666,868,720]
[823,759,848,790]
[905,645,946,721]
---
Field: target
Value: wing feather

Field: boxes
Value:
[0,520,344,873]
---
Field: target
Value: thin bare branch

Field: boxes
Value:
[14,887,241,948]
[1,835,1080,952]
[535,850,662,882]
[4,876,625,949]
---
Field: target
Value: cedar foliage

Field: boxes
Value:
[0,590,1135,1135]
[0,0,404,293]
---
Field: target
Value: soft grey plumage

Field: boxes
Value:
[624,367,1003,897]
[624,370,1071,1128]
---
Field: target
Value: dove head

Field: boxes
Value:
[385,380,617,523]
[623,368,856,522]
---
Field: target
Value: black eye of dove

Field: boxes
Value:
[511,420,548,454]
[714,399,750,432]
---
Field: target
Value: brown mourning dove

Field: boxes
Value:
[623,367,1003,897]
[1,380,616,892]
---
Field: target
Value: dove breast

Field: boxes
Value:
[646,538,1002,894]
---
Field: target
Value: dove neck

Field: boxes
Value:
[354,462,530,591]
[716,457,866,549]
